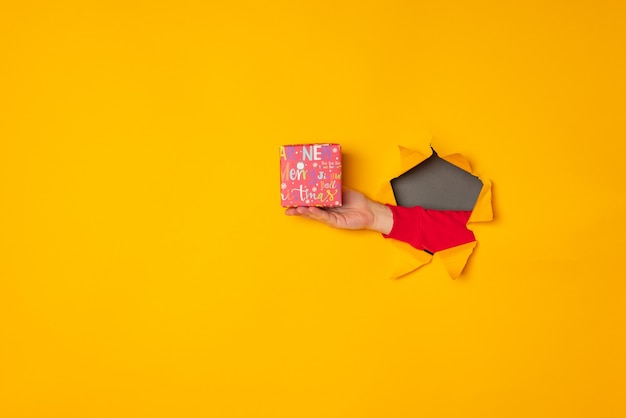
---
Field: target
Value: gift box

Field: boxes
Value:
[280,143,342,207]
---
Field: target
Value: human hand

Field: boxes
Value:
[284,188,393,234]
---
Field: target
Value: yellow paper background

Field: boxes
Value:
[1,1,625,417]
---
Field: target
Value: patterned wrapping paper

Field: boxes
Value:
[280,144,342,207]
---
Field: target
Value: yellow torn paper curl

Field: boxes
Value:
[376,143,493,279]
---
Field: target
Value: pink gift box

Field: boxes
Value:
[280,143,342,207]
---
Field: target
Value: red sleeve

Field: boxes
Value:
[382,205,475,253]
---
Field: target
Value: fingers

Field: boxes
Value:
[301,206,332,224]
[284,207,312,217]
[284,206,334,225]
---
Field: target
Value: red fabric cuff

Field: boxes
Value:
[382,204,425,249]
[382,204,475,253]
